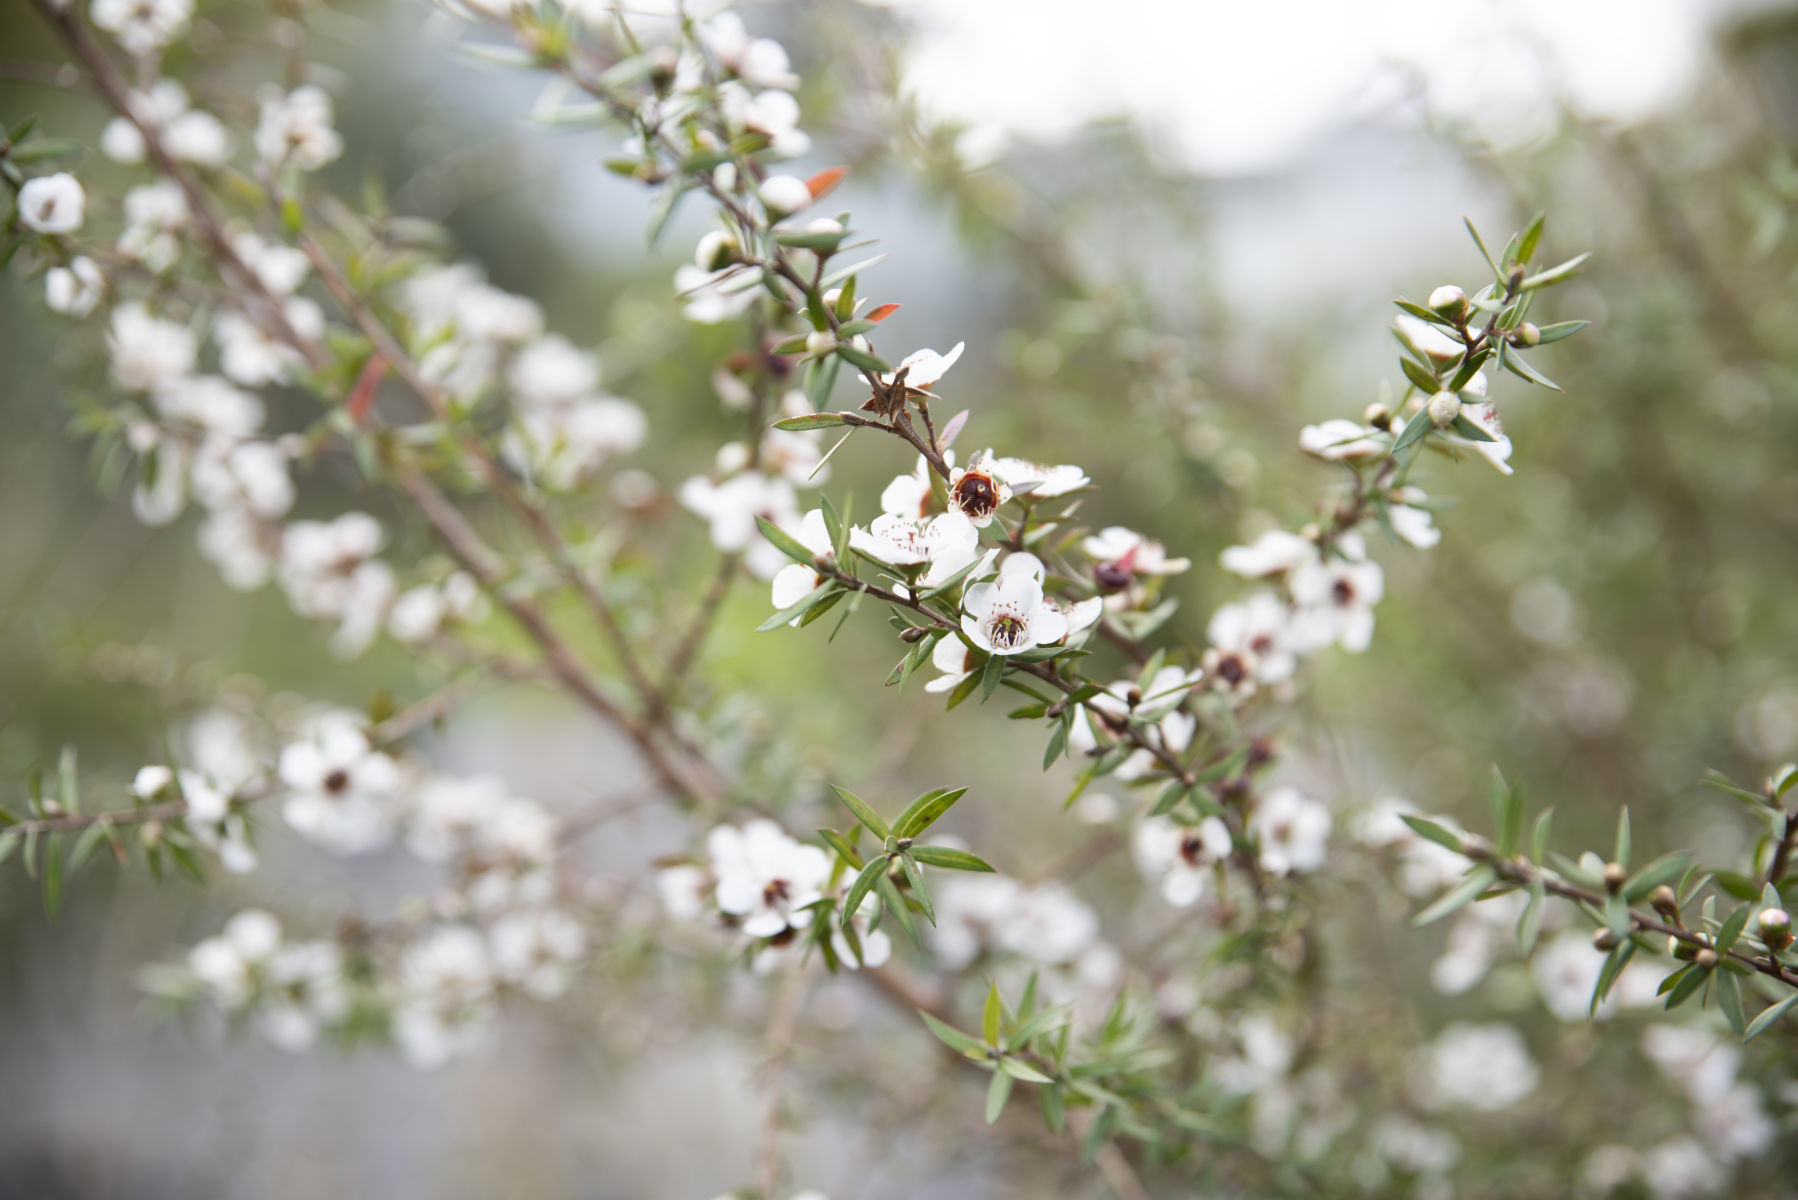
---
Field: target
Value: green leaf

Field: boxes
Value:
[57,746,78,817]
[805,354,841,409]
[983,980,1003,1045]
[894,786,969,839]
[1491,767,1523,856]
[1531,807,1555,864]
[0,830,18,866]
[1502,350,1562,391]
[1716,902,1751,956]
[1614,808,1631,871]
[830,784,891,839]
[1447,346,1492,392]
[842,856,888,929]
[1413,865,1497,926]
[756,581,836,632]
[985,1068,1013,1124]
[920,1011,985,1055]
[1041,718,1069,771]
[1744,991,1798,1042]
[911,845,996,872]
[833,343,891,376]
[1041,1084,1066,1133]
[898,853,935,925]
[1664,961,1710,1010]
[1533,319,1588,344]
[1448,412,1496,443]
[1395,297,1456,326]
[1390,412,1433,455]
[1520,252,1591,290]
[68,819,111,874]
[1149,780,1188,817]
[1464,217,1504,285]
[818,828,863,871]
[999,1058,1053,1084]
[772,412,849,431]
[979,651,1005,702]
[754,515,819,566]
[1399,354,1439,393]
[1624,852,1693,902]
[1400,815,1465,854]
[41,834,63,918]
[875,871,919,944]
[1516,212,1547,264]
[1590,939,1637,1016]
[1718,970,1747,1037]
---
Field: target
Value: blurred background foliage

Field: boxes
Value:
[3,0,1798,1195]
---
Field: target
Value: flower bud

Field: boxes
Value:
[899,626,927,643]
[1591,927,1619,951]
[1512,322,1540,347]
[1428,284,1468,318]
[1363,402,1391,430]
[1602,861,1626,893]
[1694,947,1719,970]
[1093,561,1133,593]
[694,230,739,272]
[759,174,812,216]
[1125,686,1143,708]
[141,820,164,849]
[805,329,836,357]
[1670,935,1696,960]
[1426,390,1461,427]
[1759,907,1792,950]
[1649,885,1679,917]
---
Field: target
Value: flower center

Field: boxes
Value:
[987,613,1029,650]
[1331,579,1355,606]
[1178,833,1208,865]
[762,878,792,907]
[323,768,350,794]
[953,473,999,520]
[1216,654,1248,686]
[1094,561,1133,593]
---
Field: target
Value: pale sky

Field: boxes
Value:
[885,0,1741,173]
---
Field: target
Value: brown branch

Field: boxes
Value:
[754,964,810,1200]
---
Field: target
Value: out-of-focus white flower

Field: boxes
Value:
[1373,1116,1461,1177]
[1204,591,1297,695]
[672,263,761,324]
[1298,418,1385,461]
[92,0,192,53]
[1212,1013,1296,1095]
[277,512,383,615]
[259,940,349,1052]
[501,397,647,491]
[190,439,293,519]
[187,908,283,1009]
[254,86,343,171]
[231,231,309,295]
[1430,915,1500,996]
[718,82,810,157]
[45,255,104,316]
[388,572,486,644]
[1249,787,1331,875]
[828,892,893,971]
[880,342,965,395]
[489,907,587,1000]
[697,11,799,89]
[961,557,1068,655]
[657,863,712,921]
[707,819,830,939]
[101,80,187,161]
[214,297,324,385]
[769,508,834,616]
[679,469,801,579]
[1693,1080,1777,1162]
[392,926,495,1068]
[932,874,1106,972]
[20,174,86,235]
[1220,528,1315,578]
[507,334,600,408]
[1289,541,1384,654]
[133,763,258,873]
[1386,487,1442,549]
[117,179,189,271]
[277,715,398,854]
[1416,1022,1539,1112]
[1132,815,1232,907]
[198,508,279,590]
[1641,1137,1721,1200]
[108,302,197,393]
[990,456,1090,498]
[155,374,265,439]
[922,634,977,694]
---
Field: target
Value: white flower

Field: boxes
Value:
[848,509,982,587]
[679,469,801,579]
[254,86,343,172]
[657,863,712,921]
[134,764,257,873]
[1132,815,1232,907]
[1442,400,1515,475]
[186,908,282,1008]
[131,435,187,526]
[277,511,387,622]
[1083,526,1191,579]
[118,179,189,271]
[1693,1081,1777,1161]
[45,256,104,316]
[923,634,978,694]
[231,231,309,295]
[719,83,810,158]
[1288,543,1384,654]
[198,508,278,590]
[277,715,398,854]
[214,297,324,385]
[1204,591,1297,695]
[946,451,1011,528]
[1416,1022,1539,1112]
[388,572,485,643]
[489,907,587,1000]
[18,173,84,234]
[92,0,192,53]
[698,11,799,89]
[759,174,813,216]
[1297,418,1385,461]
[1641,1025,1740,1106]
[392,926,495,1068]
[881,342,965,394]
[1387,488,1442,549]
[107,302,197,392]
[991,456,1090,498]
[1529,931,1612,1021]
[1219,528,1315,577]
[501,397,647,490]
[1249,787,1330,875]
[155,374,265,439]
[163,108,232,165]
[100,80,188,162]
[1430,916,1499,996]
[769,508,834,616]
[879,458,935,518]
[259,940,349,1051]
[707,819,830,939]
[961,560,1068,655]
[190,439,293,519]
[507,334,600,408]
[1640,1137,1721,1200]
